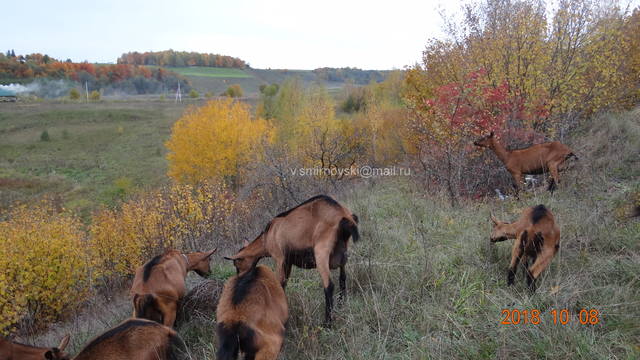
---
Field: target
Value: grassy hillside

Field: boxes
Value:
[162,67,378,97]
[0,101,195,216]
[23,109,639,359]
[166,67,252,79]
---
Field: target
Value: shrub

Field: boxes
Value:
[0,201,90,334]
[40,130,50,142]
[165,98,273,184]
[69,88,80,100]
[221,84,243,98]
[205,91,214,99]
[189,89,200,98]
[89,90,100,101]
[89,182,243,279]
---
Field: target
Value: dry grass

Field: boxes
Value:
[11,108,640,359]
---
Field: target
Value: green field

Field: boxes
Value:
[158,67,345,97]
[0,100,196,216]
[166,66,252,78]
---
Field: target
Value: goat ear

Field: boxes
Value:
[243,239,250,247]
[58,334,70,351]
[490,214,499,225]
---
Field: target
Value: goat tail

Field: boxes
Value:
[216,322,256,360]
[339,216,360,243]
[133,294,159,322]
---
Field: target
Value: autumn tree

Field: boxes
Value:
[221,84,243,98]
[165,98,273,185]
[409,0,636,138]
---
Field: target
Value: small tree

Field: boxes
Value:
[165,98,273,185]
[189,89,199,98]
[221,84,243,98]
[89,90,101,101]
[69,88,80,100]
[40,130,50,142]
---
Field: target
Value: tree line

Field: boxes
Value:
[0,51,190,94]
[117,50,247,68]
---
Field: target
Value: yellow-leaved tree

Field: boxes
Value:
[165,98,273,185]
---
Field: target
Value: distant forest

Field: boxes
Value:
[117,50,247,69]
[0,51,190,95]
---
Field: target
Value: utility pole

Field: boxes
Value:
[175,82,182,103]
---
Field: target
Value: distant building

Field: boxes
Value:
[0,88,17,102]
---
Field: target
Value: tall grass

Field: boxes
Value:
[25,109,640,359]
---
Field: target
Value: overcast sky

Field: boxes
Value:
[6,0,639,70]
[4,0,462,70]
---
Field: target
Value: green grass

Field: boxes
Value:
[0,101,189,216]
[164,67,252,78]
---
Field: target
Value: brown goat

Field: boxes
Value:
[72,318,185,360]
[490,205,560,291]
[474,132,577,192]
[130,248,217,327]
[0,335,69,360]
[224,195,359,326]
[216,264,288,360]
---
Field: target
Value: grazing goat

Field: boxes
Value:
[216,264,288,360]
[0,335,69,360]
[72,318,185,360]
[490,205,560,291]
[474,132,577,192]
[131,248,217,327]
[225,195,359,326]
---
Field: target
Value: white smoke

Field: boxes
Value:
[0,83,35,93]
[0,80,73,98]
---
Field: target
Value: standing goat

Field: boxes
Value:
[130,249,217,327]
[474,132,577,192]
[216,264,288,360]
[0,335,69,360]
[224,195,359,326]
[489,205,560,291]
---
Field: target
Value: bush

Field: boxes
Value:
[89,182,243,279]
[189,89,200,98]
[69,88,80,100]
[221,84,243,98]
[0,201,90,334]
[40,130,50,142]
[89,90,100,101]
[165,98,272,184]
[341,86,368,113]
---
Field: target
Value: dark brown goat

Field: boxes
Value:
[0,335,69,360]
[216,264,288,360]
[72,318,184,360]
[224,195,359,326]
[130,249,217,327]
[474,132,577,192]
[490,205,560,291]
